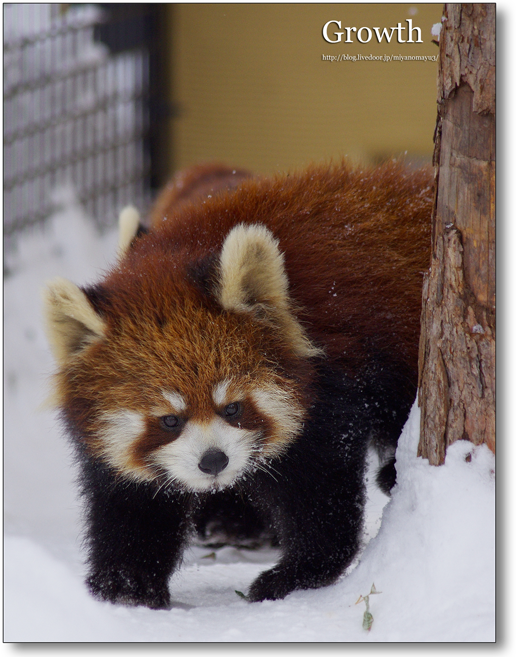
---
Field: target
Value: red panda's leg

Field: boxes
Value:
[247,423,369,602]
[245,365,381,602]
[247,463,367,601]
[79,457,190,609]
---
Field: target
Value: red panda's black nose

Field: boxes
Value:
[198,449,229,476]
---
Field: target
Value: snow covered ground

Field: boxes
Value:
[4,189,496,644]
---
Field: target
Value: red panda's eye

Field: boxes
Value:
[160,415,180,430]
[224,402,242,418]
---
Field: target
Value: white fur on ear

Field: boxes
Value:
[118,205,141,258]
[43,277,106,364]
[219,224,288,312]
[218,224,322,358]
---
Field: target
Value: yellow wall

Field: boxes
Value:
[166,3,443,175]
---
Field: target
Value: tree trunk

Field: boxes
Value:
[417,4,495,465]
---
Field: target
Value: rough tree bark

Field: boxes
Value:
[417,4,495,465]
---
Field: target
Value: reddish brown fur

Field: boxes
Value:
[142,160,432,374]
[149,163,253,227]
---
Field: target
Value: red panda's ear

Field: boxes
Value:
[118,205,140,258]
[217,224,322,358]
[43,277,106,365]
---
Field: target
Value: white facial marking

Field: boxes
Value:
[151,417,258,491]
[96,383,303,489]
[252,386,304,442]
[162,390,187,413]
[212,380,231,407]
[98,409,146,475]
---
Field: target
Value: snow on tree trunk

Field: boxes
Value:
[418,4,495,465]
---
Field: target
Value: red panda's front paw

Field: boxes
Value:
[247,565,300,602]
[86,568,170,609]
[248,560,344,602]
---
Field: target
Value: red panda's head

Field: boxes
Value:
[43,224,320,492]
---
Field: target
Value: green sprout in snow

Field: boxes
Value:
[355,583,381,632]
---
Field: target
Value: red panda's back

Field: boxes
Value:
[143,160,433,374]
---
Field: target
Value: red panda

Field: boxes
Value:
[43,160,432,608]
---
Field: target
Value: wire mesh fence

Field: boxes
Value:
[4,3,160,252]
